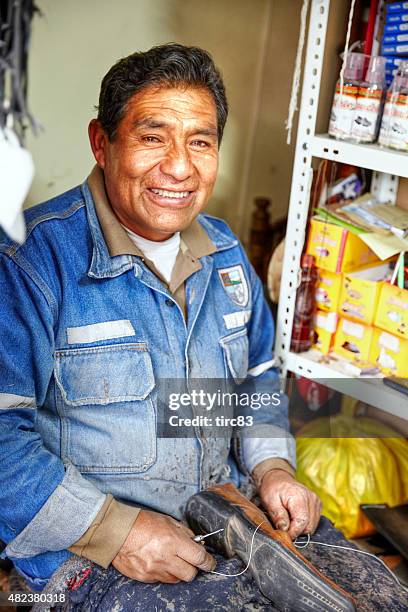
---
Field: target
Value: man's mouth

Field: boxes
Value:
[146,187,195,207]
[149,188,191,199]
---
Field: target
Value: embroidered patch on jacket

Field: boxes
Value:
[218,265,249,307]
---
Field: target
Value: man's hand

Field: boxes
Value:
[259,469,322,540]
[112,509,216,583]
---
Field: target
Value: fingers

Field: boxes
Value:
[170,557,199,582]
[138,571,180,584]
[286,489,323,539]
[266,494,291,531]
[286,490,310,539]
[112,510,216,584]
[304,494,322,535]
[260,471,323,542]
[177,539,217,572]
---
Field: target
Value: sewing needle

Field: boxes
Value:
[193,528,224,542]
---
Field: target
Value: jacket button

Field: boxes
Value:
[165,299,175,307]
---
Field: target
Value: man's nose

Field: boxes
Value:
[160,144,193,182]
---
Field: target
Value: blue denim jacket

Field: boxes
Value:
[0,177,295,589]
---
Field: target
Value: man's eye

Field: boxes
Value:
[142,136,161,143]
[191,140,210,148]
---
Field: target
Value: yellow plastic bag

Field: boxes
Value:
[296,414,408,539]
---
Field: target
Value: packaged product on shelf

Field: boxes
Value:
[375,280,408,339]
[326,173,363,204]
[351,56,386,143]
[378,60,408,150]
[386,13,408,24]
[383,33,408,44]
[328,52,366,140]
[385,58,402,87]
[338,262,392,325]
[386,2,408,13]
[313,310,338,354]
[385,56,404,69]
[333,317,375,362]
[370,327,408,376]
[382,43,408,55]
[385,23,408,33]
[315,268,342,312]
[290,254,318,353]
[306,217,378,273]
[385,69,397,88]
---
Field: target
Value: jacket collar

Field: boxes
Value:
[82,165,237,279]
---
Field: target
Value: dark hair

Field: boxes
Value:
[97,43,228,143]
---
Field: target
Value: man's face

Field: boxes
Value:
[90,85,219,241]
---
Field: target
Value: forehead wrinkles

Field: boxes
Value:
[126,89,217,128]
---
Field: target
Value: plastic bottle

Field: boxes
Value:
[378,60,408,151]
[328,53,366,141]
[351,56,386,143]
[290,254,318,353]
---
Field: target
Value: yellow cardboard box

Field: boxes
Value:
[313,311,338,354]
[370,327,408,377]
[338,263,392,325]
[315,269,342,312]
[333,317,374,362]
[306,218,378,273]
[375,282,408,341]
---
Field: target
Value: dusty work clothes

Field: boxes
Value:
[38,517,408,612]
[0,172,294,590]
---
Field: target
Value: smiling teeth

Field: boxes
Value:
[151,188,190,198]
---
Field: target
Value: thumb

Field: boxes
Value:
[266,496,291,532]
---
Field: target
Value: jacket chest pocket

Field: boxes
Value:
[219,329,249,384]
[54,342,156,473]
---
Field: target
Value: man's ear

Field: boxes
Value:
[88,119,108,169]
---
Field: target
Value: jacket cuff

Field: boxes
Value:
[5,464,107,559]
[69,496,140,569]
[241,432,297,474]
[252,457,295,487]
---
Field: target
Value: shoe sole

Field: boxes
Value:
[186,490,355,612]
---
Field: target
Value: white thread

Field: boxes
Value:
[294,536,408,594]
[285,0,310,145]
[294,532,311,549]
[209,521,265,577]
[339,0,357,99]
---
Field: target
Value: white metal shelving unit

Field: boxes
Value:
[275,0,408,421]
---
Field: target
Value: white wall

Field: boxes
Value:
[244,0,303,238]
[26,0,272,234]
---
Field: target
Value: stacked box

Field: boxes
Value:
[375,281,408,340]
[337,262,391,325]
[384,23,408,33]
[306,218,379,274]
[385,56,404,85]
[382,42,408,55]
[313,311,338,354]
[315,269,342,312]
[386,2,408,13]
[333,317,375,362]
[383,3,408,67]
[369,327,408,376]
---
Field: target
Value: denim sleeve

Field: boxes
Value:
[0,252,106,559]
[236,250,296,474]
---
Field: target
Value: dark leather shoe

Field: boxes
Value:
[185,483,356,612]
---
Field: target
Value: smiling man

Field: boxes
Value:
[93,87,219,241]
[0,45,322,609]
